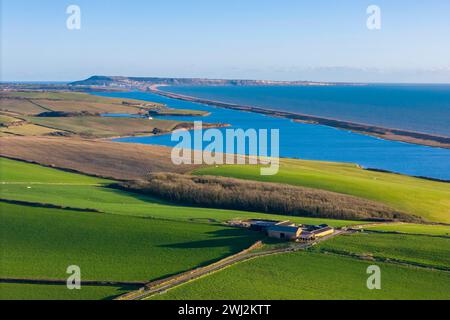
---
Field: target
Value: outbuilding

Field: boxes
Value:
[267,225,302,240]
[311,226,334,238]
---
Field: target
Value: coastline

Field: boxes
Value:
[148,85,450,149]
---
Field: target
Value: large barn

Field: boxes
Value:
[266,225,302,240]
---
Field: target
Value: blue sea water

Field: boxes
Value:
[162,84,450,137]
[95,91,450,181]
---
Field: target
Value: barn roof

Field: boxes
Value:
[267,225,301,233]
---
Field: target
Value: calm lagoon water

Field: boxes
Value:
[95,91,450,181]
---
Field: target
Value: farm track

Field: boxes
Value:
[117,230,346,300]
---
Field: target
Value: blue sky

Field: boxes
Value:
[1,0,450,82]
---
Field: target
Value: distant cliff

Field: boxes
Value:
[70,75,340,88]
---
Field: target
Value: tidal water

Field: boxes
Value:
[96,91,450,181]
[162,84,450,137]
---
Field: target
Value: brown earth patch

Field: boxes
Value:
[0,136,202,180]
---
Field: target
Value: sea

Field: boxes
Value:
[96,84,450,181]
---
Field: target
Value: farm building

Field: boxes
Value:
[247,220,279,231]
[267,225,302,240]
[245,219,294,232]
[311,226,334,238]
[299,232,315,241]
[230,219,334,241]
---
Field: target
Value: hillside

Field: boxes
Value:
[193,159,450,223]
[69,75,335,88]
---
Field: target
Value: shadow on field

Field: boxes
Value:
[159,228,262,250]
[104,184,171,205]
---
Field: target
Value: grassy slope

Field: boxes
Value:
[150,251,450,300]
[0,98,46,114]
[0,115,22,125]
[315,232,450,269]
[364,223,450,236]
[2,157,449,300]
[1,202,261,282]
[193,159,450,223]
[0,283,137,301]
[1,91,159,106]
[0,158,358,227]
[0,157,108,184]
[1,91,200,118]
[0,123,60,136]
[0,157,361,299]
[25,116,181,138]
[0,91,199,138]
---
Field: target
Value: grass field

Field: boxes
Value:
[0,283,137,300]
[1,202,262,282]
[0,123,61,136]
[193,159,450,223]
[153,108,209,116]
[0,114,23,126]
[0,91,160,107]
[24,116,182,138]
[0,98,47,114]
[149,251,450,300]
[364,223,450,236]
[0,157,362,299]
[0,157,108,184]
[315,232,450,269]
[0,91,204,138]
[0,158,359,227]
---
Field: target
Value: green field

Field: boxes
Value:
[1,91,161,107]
[193,159,450,223]
[0,157,360,299]
[364,223,450,236]
[0,123,60,136]
[3,156,448,300]
[0,157,108,184]
[0,283,136,300]
[24,116,182,138]
[150,251,450,300]
[1,202,262,282]
[0,91,204,138]
[0,158,358,227]
[315,232,450,269]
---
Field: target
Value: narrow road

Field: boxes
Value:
[118,229,346,300]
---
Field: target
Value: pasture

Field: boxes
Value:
[315,232,450,269]
[149,251,450,300]
[193,159,450,223]
[364,223,450,236]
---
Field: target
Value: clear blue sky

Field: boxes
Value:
[1,0,450,82]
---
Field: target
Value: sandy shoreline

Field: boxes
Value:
[148,85,450,149]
